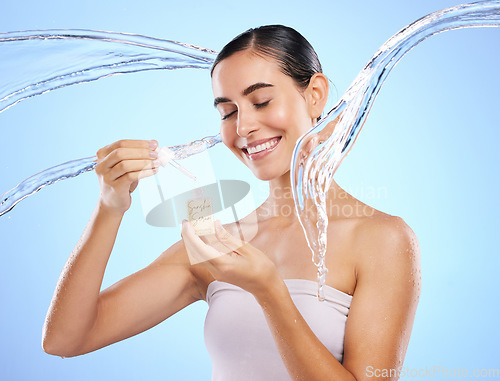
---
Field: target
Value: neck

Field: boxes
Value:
[259,171,347,222]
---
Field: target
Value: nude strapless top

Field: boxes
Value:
[204,279,352,380]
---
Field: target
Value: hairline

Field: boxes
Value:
[211,47,313,94]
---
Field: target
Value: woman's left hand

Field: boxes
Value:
[181,220,280,297]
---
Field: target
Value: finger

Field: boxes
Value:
[214,220,246,253]
[193,232,238,280]
[298,135,317,164]
[199,233,234,256]
[96,139,158,161]
[181,220,225,265]
[113,166,160,185]
[98,139,158,159]
[304,134,320,153]
[317,119,338,142]
[129,180,139,193]
[103,145,159,170]
[192,235,229,279]
[108,158,160,182]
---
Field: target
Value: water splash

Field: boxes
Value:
[0,29,216,113]
[0,29,220,216]
[0,135,222,217]
[1,2,499,301]
[0,156,97,217]
[291,0,500,300]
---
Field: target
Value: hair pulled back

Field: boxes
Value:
[211,25,322,90]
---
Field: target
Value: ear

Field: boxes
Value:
[306,73,329,120]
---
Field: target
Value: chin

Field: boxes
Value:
[251,167,289,182]
[253,172,275,181]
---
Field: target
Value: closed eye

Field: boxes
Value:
[221,100,270,120]
[254,100,270,109]
[222,110,237,121]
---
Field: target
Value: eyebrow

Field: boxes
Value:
[213,82,274,107]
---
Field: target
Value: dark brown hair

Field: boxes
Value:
[211,25,322,90]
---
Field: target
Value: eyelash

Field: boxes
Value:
[254,100,270,109]
[222,111,236,121]
[222,101,271,121]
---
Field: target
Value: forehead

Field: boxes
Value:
[211,50,288,96]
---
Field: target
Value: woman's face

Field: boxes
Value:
[212,50,316,181]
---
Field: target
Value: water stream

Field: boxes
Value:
[1,1,499,299]
[291,0,500,299]
[0,29,220,215]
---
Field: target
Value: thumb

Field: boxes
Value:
[129,180,139,193]
[214,220,246,253]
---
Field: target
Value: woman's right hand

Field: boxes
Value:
[95,139,160,214]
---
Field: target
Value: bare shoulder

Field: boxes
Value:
[341,213,421,376]
[355,212,418,244]
[352,213,420,278]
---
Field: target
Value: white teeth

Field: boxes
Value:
[246,138,279,154]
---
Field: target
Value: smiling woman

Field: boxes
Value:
[197,25,420,380]
[212,49,325,181]
[41,25,420,381]
[2,1,499,380]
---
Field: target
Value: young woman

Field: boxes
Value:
[42,25,420,380]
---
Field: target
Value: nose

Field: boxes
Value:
[236,108,258,138]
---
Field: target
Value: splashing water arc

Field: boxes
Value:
[0,29,221,216]
[0,29,217,113]
[1,2,499,300]
[291,0,500,299]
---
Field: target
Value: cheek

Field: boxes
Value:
[220,124,234,148]
[220,124,244,159]
[265,103,291,131]
[266,96,311,135]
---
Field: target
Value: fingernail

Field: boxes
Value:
[149,140,158,150]
[215,220,222,231]
[150,150,158,159]
[153,159,160,167]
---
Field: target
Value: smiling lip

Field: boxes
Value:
[242,137,281,160]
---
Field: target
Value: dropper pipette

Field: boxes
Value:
[156,146,197,181]
[168,159,197,181]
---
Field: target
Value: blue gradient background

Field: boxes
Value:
[0,1,499,380]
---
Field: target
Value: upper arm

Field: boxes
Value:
[342,216,421,381]
[77,240,201,355]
